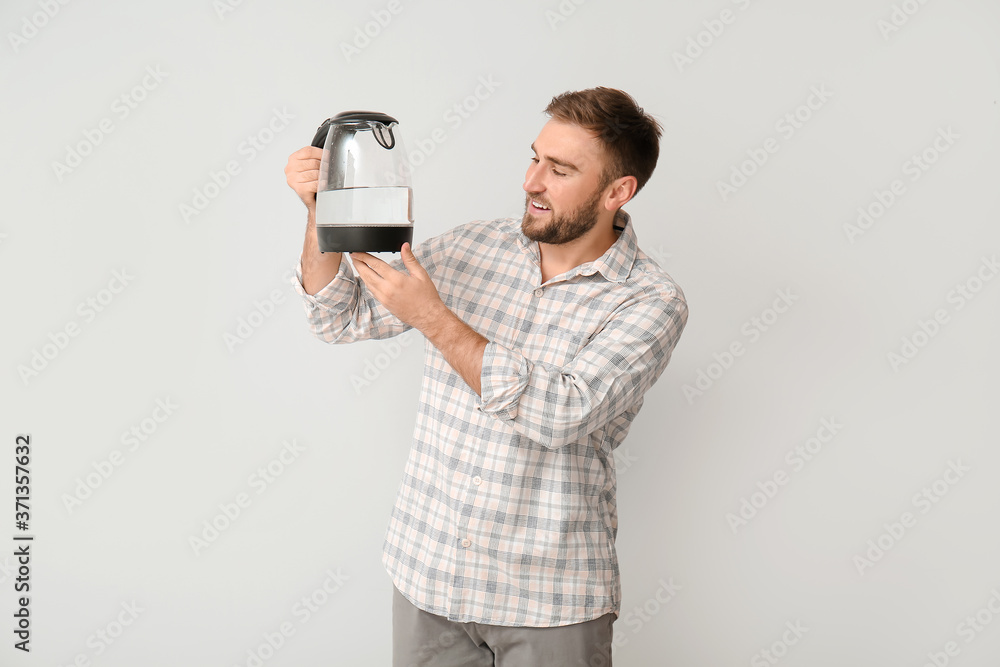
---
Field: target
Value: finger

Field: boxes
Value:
[293,170,320,191]
[284,158,320,180]
[351,252,375,264]
[286,162,320,181]
[291,146,323,160]
[351,261,385,302]
[351,254,382,279]
[399,243,426,277]
[351,252,395,275]
[286,148,321,169]
[295,156,321,169]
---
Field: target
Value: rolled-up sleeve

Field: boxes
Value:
[291,228,455,344]
[291,255,411,344]
[478,292,688,448]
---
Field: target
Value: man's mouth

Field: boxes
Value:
[529,199,551,214]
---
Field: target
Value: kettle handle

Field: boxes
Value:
[311,118,334,149]
[371,122,396,150]
[310,117,397,150]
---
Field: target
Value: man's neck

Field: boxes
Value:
[536,213,621,283]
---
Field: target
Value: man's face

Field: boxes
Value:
[522,120,612,245]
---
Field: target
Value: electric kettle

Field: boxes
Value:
[311,111,413,253]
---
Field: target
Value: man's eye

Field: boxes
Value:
[530,157,539,164]
[552,169,565,177]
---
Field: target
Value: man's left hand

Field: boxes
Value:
[351,243,446,332]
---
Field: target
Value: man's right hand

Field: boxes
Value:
[284,146,323,212]
[286,146,344,295]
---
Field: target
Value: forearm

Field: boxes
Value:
[422,305,488,396]
[478,298,688,448]
[479,348,600,447]
[300,208,343,295]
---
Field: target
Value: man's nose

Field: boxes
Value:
[523,164,544,193]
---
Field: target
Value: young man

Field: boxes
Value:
[285,87,688,666]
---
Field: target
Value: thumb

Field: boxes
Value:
[401,242,423,272]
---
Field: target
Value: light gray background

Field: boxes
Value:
[3,0,999,665]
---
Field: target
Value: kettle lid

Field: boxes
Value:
[311,110,400,149]
[331,110,398,125]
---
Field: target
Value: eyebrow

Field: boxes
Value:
[530,143,580,173]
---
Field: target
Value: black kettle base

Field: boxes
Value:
[317,225,413,253]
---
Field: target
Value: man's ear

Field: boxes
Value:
[604,175,638,212]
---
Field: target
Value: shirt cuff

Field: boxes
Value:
[478,341,531,421]
[291,256,357,312]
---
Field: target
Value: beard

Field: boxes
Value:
[521,186,604,245]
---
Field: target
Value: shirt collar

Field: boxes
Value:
[504,210,638,284]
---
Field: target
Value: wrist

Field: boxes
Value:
[417,301,454,337]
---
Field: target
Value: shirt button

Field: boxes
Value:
[534,288,543,297]
[461,538,471,548]
[472,475,482,485]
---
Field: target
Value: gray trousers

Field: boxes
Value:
[392,585,615,667]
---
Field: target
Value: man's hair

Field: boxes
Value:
[544,87,662,194]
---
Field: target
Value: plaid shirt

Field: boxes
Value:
[293,213,688,627]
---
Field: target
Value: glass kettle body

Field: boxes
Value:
[311,111,413,253]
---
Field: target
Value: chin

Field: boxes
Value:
[520,213,547,240]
